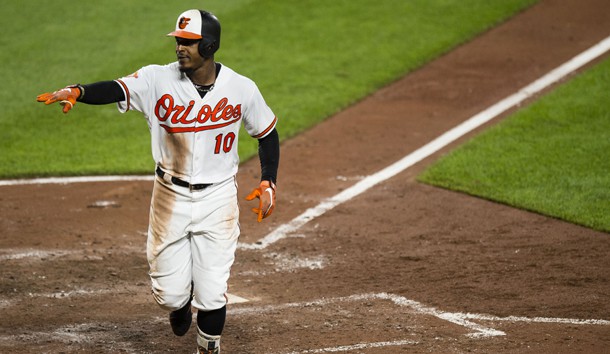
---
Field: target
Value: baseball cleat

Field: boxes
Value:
[197,347,220,354]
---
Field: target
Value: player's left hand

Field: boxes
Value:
[245,180,276,222]
[36,85,81,114]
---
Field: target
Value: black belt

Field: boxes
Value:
[156,167,212,191]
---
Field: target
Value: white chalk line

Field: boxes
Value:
[0,175,153,186]
[229,292,609,339]
[0,286,148,309]
[0,246,145,261]
[235,250,327,276]
[460,313,610,326]
[238,34,610,251]
[228,292,610,353]
[28,289,117,299]
[279,340,418,354]
[0,322,139,352]
[0,249,77,261]
[230,292,502,338]
[0,246,326,276]
[0,287,247,310]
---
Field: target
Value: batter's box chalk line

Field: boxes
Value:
[229,292,610,353]
[278,339,419,354]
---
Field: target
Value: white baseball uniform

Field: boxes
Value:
[115,62,277,311]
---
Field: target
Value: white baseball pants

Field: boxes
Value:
[147,174,240,312]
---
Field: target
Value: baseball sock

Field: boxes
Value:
[196,305,226,335]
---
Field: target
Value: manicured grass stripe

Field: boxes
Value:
[418,57,610,232]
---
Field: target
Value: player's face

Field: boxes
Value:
[175,37,204,73]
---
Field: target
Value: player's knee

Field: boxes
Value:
[152,288,190,311]
[192,284,227,310]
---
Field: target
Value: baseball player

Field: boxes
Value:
[36,9,279,354]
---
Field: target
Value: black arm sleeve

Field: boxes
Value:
[258,128,280,184]
[77,81,125,104]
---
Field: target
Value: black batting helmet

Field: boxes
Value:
[167,9,221,58]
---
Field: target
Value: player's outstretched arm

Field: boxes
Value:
[246,129,279,222]
[36,81,125,113]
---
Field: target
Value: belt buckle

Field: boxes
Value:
[189,183,195,192]
[162,173,173,185]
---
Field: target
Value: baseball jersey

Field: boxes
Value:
[115,62,277,184]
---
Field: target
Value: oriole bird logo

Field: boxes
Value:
[178,17,191,29]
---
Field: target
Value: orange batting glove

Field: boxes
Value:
[245,180,276,222]
[36,85,81,114]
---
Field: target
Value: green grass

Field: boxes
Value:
[418,57,610,233]
[0,0,537,178]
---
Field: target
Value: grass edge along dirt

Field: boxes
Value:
[418,57,610,233]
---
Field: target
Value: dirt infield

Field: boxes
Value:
[1,0,609,353]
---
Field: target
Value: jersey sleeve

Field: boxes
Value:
[242,84,277,139]
[115,66,154,113]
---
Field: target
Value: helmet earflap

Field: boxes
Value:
[198,42,217,58]
[198,11,221,58]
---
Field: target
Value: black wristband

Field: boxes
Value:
[78,81,125,104]
[67,84,85,100]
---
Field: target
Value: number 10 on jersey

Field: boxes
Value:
[214,132,236,154]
